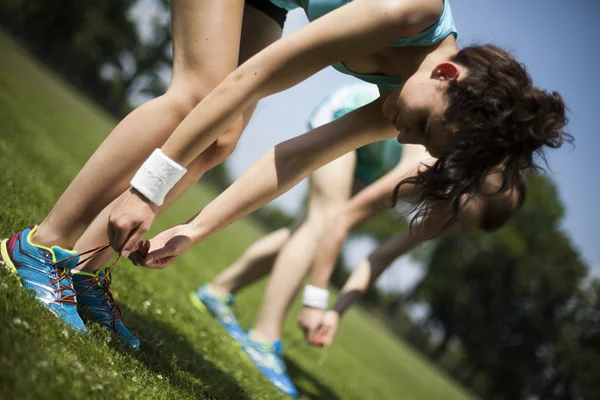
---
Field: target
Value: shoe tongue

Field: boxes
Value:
[50,246,80,270]
[96,270,106,286]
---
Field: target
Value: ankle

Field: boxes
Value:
[31,224,73,249]
[208,282,234,297]
[251,327,281,342]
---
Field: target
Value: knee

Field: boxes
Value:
[301,207,338,239]
[164,73,227,118]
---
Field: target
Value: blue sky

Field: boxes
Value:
[132,1,600,291]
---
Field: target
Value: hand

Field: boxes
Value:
[108,188,159,257]
[297,307,326,345]
[313,310,340,347]
[129,224,195,269]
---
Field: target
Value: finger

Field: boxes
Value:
[121,227,146,258]
[107,222,115,248]
[108,220,133,254]
[146,243,179,269]
[145,241,178,265]
[138,240,151,258]
[146,255,175,269]
[319,327,334,346]
[309,324,323,346]
[128,251,145,266]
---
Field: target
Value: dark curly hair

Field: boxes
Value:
[394,45,570,228]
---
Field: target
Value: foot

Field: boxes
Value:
[189,284,245,342]
[0,226,86,332]
[241,330,299,398]
[72,268,140,350]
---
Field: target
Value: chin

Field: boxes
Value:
[396,132,420,145]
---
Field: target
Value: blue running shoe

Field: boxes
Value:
[189,284,245,342]
[72,269,140,350]
[241,330,299,398]
[0,226,86,332]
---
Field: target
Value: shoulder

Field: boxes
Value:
[359,0,444,33]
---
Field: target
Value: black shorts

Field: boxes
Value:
[245,0,288,29]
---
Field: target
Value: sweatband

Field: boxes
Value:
[302,284,329,310]
[130,149,187,206]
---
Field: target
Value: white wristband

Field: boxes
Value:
[302,284,329,310]
[130,149,187,206]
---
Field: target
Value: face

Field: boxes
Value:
[382,62,461,158]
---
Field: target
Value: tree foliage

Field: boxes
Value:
[411,175,595,399]
[1,0,171,115]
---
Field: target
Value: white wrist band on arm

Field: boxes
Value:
[302,284,329,310]
[130,149,187,206]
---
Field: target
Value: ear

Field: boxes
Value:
[431,62,460,81]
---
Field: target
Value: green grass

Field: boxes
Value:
[0,32,475,400]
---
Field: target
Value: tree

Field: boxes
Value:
[413,175,589,399]
[1,0,172,115]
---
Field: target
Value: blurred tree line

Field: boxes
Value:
[2,2,598,398]
[1,0,171,115]
[388,175,600,399]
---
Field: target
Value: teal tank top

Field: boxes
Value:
[307,84,403,184]
[269,0,458,90]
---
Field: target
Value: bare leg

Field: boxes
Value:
[31,0,279,251]
[71,3,284,271]
[209,227,292,296]
[252,151,357,341]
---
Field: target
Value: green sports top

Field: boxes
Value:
[307,84,403,184]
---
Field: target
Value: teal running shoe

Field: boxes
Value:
[0,226,86,332]
[242,330,299,398]
[189,284,245,342]
[72,269,140,350]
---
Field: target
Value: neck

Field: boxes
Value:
[418,38,460,75]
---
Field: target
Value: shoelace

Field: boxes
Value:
[76,263,123,330]
[51,244,119,307]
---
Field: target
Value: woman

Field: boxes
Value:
[191,83,422,396]
[1,0,289,348]
[2,0,567,354]
[295,169,526,350]
[190,84,524,397]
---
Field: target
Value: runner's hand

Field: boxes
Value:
[108,188,159,258]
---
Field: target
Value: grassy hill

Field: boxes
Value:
[0,32,474,400]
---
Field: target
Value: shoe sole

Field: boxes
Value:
[1,239,21,278]
[188,291,209,313]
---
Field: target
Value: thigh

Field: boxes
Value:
[180,2,285,175]
[237,0,286,123]
[169,0,283,96]
[308,151,357,208]
[170,0,245,89]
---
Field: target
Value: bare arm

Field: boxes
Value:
[331,206,455,316]
[141,92,404,267]
[109,0,443,257]
[309,160,429,288]
[188,101,397,243]
[159,0,443,165]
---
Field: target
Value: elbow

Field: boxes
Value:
[273,139,316,186]
[225,63,269,104]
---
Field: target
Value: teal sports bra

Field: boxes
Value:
[269,0,458,90]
